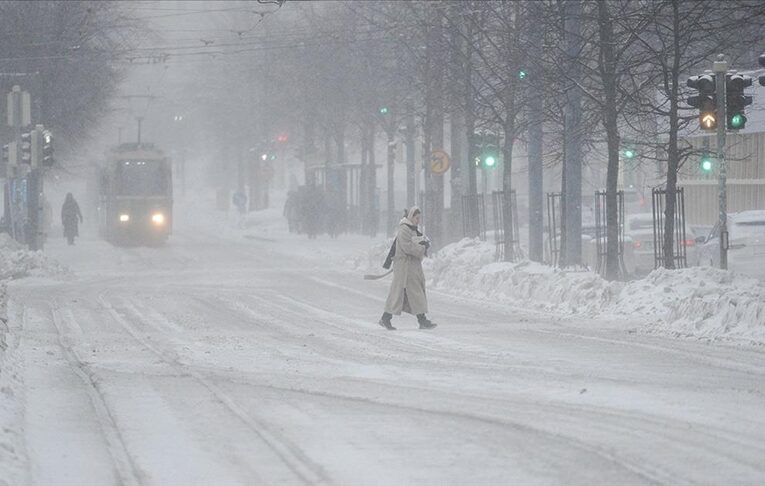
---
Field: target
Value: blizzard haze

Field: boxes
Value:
[1,1,765,485]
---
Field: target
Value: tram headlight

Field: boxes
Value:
[151,213,165,225]
[119,214,130,222]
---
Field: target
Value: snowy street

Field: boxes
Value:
[5,208,765,485]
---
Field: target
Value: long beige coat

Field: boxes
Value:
[384,220,428,315]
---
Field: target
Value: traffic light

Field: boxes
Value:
[42,130,54,167]
[480,133,499,169]
[379,106,389,115]
[726,73,752,130]
[759,53,765,87]
[276,133,288,143]
[620,145,637,159]
[687,74,717,130]
[20,131,32,164]
[700,152,714,173]
[470,133,483,167]
[518,70,527,80]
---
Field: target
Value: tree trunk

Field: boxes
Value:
[598,0,621,281]
[527,0,544,262]
[405,101,416,208]
[386,116,396,236]
[662,0,682,269]
[368,123,377,237]
[562,0,583,267]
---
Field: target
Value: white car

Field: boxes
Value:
[698,210,765,279]
[625,213,699,274]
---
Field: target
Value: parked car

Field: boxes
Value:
[698,210,765,278]
[625,213,699,274]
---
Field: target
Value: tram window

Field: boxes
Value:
[116,160,167,196]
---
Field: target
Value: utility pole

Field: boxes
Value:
[713,54,728,270]
[119,95,156,144]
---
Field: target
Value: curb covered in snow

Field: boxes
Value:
[356,237,765,345]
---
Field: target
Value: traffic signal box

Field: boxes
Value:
[725,73,752,130]
[759,54,765,87]
[15,126,54,167]
[471,132,500,169]
[687,74,717,130]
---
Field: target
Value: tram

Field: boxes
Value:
[97,143,172,245]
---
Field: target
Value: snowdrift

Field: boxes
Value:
[0,234,68,483]
[357,237,765,345]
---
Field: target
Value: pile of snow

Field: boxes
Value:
[0,338,25,486]
[0,233,65,485]
[0,234,69,280]
[425,238,621,315]
[357,237,765,345]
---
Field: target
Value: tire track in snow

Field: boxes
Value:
[304,273,765,380]
[254,291,765,484]
[46,302,144,486]
[96,291,330,486]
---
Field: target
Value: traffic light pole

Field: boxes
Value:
[713,55,728,270]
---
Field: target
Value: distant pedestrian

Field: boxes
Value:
[379,206,436,330]
[232,189,247,214]
[283,190,298,233]
[61,193,83,245]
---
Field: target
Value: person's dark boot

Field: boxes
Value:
[379,312,395,330]
[417,314,437,330]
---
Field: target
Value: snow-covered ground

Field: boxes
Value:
[1,190,765,485]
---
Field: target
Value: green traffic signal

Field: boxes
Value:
[484,155,496,168]
[700,153,714,173]
[379,106,389,114]
[518,70,527,80]
[622,148,636,159]
[729,112,746,130]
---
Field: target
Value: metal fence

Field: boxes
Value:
[652,186,688,269]
[545,192,562,266]
[461,193,487,241]
[492,190,522,262]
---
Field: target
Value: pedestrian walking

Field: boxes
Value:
[61,193,83,245]
[379,206,437,330]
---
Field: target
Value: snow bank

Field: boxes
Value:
[0,234,69,280]
[0,234,67,484]
[357,237,765,345]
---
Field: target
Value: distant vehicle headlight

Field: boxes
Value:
[151,213,165,225]
[119,214,130,222]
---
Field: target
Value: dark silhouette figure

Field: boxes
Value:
[61,193,83,245]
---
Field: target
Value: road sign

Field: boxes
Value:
[430,149,450,175]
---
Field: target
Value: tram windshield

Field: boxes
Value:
[116,160,167,196]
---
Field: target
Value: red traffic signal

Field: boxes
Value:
[276,134,288,143]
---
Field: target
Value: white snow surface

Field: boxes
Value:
[0,234,69,486]
[2,190,765,485]
[356,237,765,346]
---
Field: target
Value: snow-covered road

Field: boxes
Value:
[7,213,765,485]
